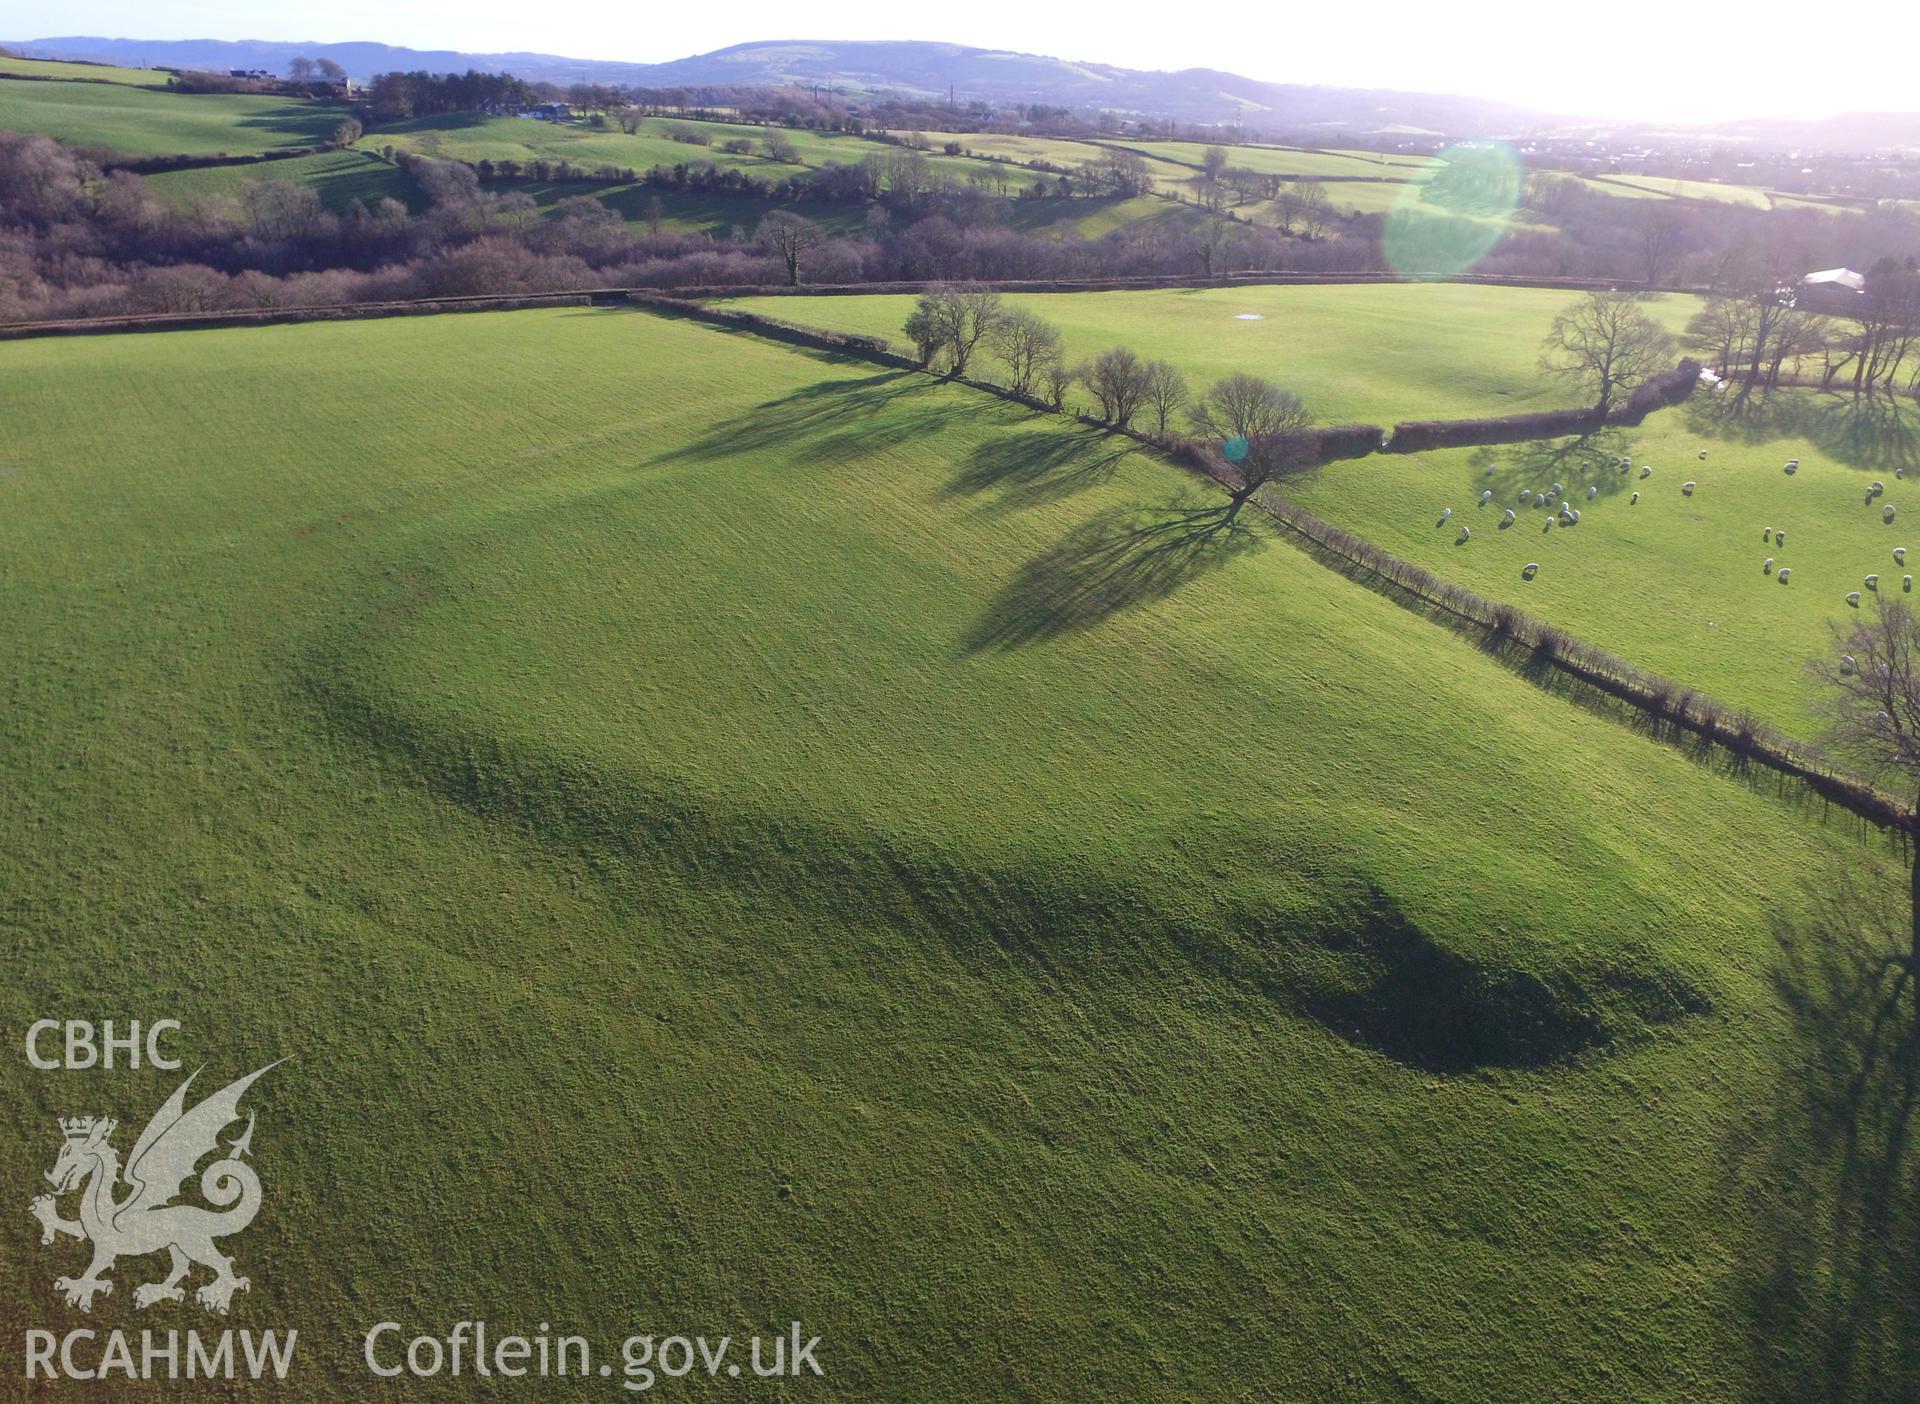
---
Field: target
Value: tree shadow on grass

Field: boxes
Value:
[650,370,972,467]
[1685,388,1920,477]
[943,429,1129,515]
[1466,428,1637,507]
[964,499,1262,651]
[1726,868,1920,1401]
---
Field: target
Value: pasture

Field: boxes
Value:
[0,54,173,86]
[0,306,1912,1398]
[0,78,340,155]
[142,148,426,211]
[1287,385,1920,733]
[716,282,1703,423]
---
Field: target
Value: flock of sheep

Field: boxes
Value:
[1437,448,1906,605]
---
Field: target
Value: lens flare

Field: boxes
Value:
[1223,436,1250,463]
[1381,141,1523,277]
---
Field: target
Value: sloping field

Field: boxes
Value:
[142,148,426,210]
[716,283,1702,423]
[0,306,1912,1399]
[0,78,339,155]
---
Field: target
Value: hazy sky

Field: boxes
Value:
[9,0,1918,123]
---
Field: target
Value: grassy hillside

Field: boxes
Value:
[0,306,1913,1399]
[716,283,1702,423]
[1286,385,1920,733]
[142,148,426,211]
[0,78,339,155]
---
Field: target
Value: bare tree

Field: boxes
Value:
[1042,359,1074,412]
[756,210,822,286]
[1200,145,1230,181]
[1143,359,1189,434]
[644,194,664,238]
[1540,291,1674,412]
[1083,347,1152,427]
[1812,599,1920,993]
[762,129,798,164]
[288,57,318,81]
[1189,373,1313,521]
[989,308,1061,397]
[1637,207,1686,288]
[906,283,1004,377]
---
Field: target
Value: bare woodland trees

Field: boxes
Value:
[1188,373,1313,520]
[1540,290,1674,411]
[1143,360,1189,434]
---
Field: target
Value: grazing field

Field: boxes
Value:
[1597,174,1778,208]
[524,181,869,235]
[142,148,426,210]
[0,78,340,155]
[0,305,1914,1400]
[1119,139,1440,180]
[0,55,173,86]
[717,283,1702,423]
[366,112,809,179]
[1287,386,1920,733]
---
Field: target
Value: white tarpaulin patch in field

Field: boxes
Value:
[1233,313,1264,320]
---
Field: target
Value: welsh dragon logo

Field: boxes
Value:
[29,1063,278,1314]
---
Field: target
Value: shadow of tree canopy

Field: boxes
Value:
[944,429,1129,515]
[1685,388,1920,477]
[965,500,1262,651]
[1464,428,1638,509]
[1727,867,1920,1401]
[651,370,972,467]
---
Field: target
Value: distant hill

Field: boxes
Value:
[4,35,1546,135]
[9,35,1918,149]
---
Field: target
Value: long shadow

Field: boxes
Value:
[1686,387,1920,476]
[965,500,1262,651]
[944,429,1128,515]
[1727,869,1920,1401]
[650,370,970,467]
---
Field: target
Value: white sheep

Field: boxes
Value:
[1785,461,1799,475]
[1552,482,1564,494]
[1535,493,1547,507]
[1779,568,1791,582]
[1887,505,1899,523]
[1480,488,1494,504]
[1486,465,1497,476]
[1842,655,1858,675]
[1764,557,1775,572]
[1699,449,1708,459]
[1867,574,1881,590]
[1848,591,1862,606]
[1683,481,1696,496]
[1441,507,1453,521]
[1897,546,1907,563]
[1776,531,1787,547]
[1503,508,1516,524]
[1764,527,1772,542]
[1588,485,1598,499]
[1631,491,1640,504]
[1873,481,1886,495]
[1907,575,1914,592]
[1524,562,1540,576]
[1459,526,1471,543]
[1641,465,1653,479]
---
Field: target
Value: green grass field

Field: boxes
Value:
[0,78,340,155]
[1286,385,1920,733]
[1,304,1916,1399]
[0,55,173,86]
[717,283,1702,423]
[141,149,426,211]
